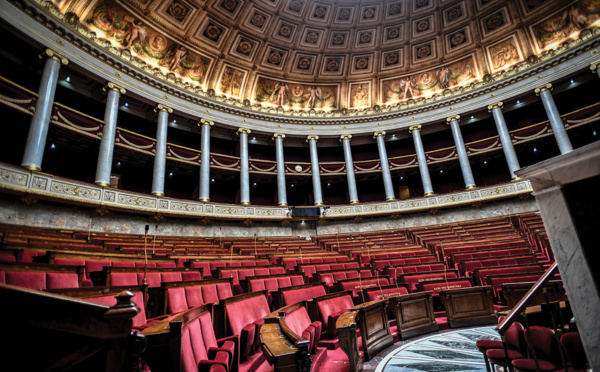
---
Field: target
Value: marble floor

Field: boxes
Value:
[370,326,500,372]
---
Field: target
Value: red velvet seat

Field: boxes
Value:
[512,326,567,372]
[224,293,270,363]
[561,332,588,371]
[282,304,322,353]
[316,293,354,338]
[479,320,525,372]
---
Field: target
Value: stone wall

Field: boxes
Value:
[0,194,539,237]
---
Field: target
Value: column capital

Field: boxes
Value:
[373,131,386,138]
[591,61,600,72]
[198,118,214,127]
[534,83,553,95]
[40,49,68,65]
[103,82,126,95]
[306,135,319,142]
[237,127,251,135]
[272,133,286,140]
[487,102,504,112]
[339,134,352,141]
[154,104,173,114]
[446,115,460,123]
[408,125,421,133]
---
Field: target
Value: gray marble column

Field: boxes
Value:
[535,84,573,154]
[307,135,324,206]
[95,82,126,186]
[340,135,359,204]
[151,104,172,196]
[488,102,522,180]
[198,118,214,202]
[409,125,434,196]
[21,49,68,171]
[237,128,251,205]
[374,131,396,201]
[447,115,476,190]
[273,133,288,206]
[515,142,600,370]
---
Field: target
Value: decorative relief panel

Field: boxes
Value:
[216,64,247,99]
[0,169,29,188]
[412,14,436,39]
[32,176,48,190]
[480,7,511,38]
[381,48,404,71]
[334,7,354,24]
[157,0,197,28]
[384,1,405,20]
[485,34,525,74]
[381,55,478,106]
[445,26,472,54]
[382,24,405,45]
[442,2,467,27]
[348,81,372,110]
[252,76,339,110]
[412,39,437,64]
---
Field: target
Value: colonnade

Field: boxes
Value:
[21,49,578,206]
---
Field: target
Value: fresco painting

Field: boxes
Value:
[531,0,600,52]
[218,66,245,98]
[253,77,338,110]
[86,0,210,84]
[349,83,371,109]
[381,56,478,106]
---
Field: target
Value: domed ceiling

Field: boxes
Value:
[60,0,600,113]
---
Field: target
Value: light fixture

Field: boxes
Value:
[253,182,257,186]
[400,176,404,180]
[116,161,121,166]
[169,172,173,176]
[594,130,597,136]
[50,143,55,149]
[65,76,70,82]
[439,170,444,174]
[516,100,520,104]
[291,184,295,188]
[124,103,129,107]
[470,115,474,119]
[252,137,256,141]
[570,79,574,84]
[173,119,177,123]
[211,178,215,182]
[392,134,396,138]
[483,161,488,165]
[533,147,537,152]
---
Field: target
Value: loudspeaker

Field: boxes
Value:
[290,207,321,217]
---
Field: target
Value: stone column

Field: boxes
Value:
[488,102,522,180]
[151,104,172,196]
[237,128,251,205]
[307,135,324,206]
[95,82,126,186]
[535,83,573,154]
[21,49,68,171]
[340,134,359,204]
[409,125,434,196]
[198,118,214,202]
[374,131,396,201]
[447,115,476,190]
[273,133,288,206]
[515,142,600,370]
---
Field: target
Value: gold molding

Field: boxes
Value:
[314,202,324,206]
[340,134,352,141]
[199,118,214,127]
[424,192,435,196]
[385,196,396,201]
[306,135,319,142]
[96,181,109,187]
[408,125,422,133]
[237,128,251,135]
[350,200,359,204]
[488,102,504,112]
[40,49,68,66]
[152,192,164,196]
[534,83,553,95]
[154,104,173,114]
[446,115,460,123]
[590,61,600,72]
[199,197,210,202]
[103,82,126,95]
[465,185,478,190]
[241,201,250,206]
[22,165,41,171]
[272,133,286,140]
[278,202,288,206]
[511,176,523,182]
[373,131,386,138]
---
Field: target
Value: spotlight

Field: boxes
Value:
[400,176,404,180]
[169,172,173,177]
[50,143,55,149]
[594,130,597,136]
[116,161,121,166]
[211,178,215,183]
[483,161,488,165]
[516,100,520,104]
[124,103,129,107]
[173,119,177,123]
[439,170,444,174]
[470,116,474,119]
[65,76,70,82]
[570,79,574,84]
[533,147,537,153]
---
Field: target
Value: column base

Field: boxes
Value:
[278,202,289,207]
[385,197,396,201]
[22,164,41,171]
[96,181,110,187]
[465,185,478,190]
[314,202,324,207]
[241,201,251,206]
[152,192,164,197]
[511,176,523,182]
[199,198,210,202]
[350,200,360,204]
[424,192,435,197]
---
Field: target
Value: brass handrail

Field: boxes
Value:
[497,261,559,333]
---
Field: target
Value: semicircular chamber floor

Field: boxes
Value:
[373,326,500,372]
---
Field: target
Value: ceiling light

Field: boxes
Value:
[533,147,537,152]
[516,100,520,104]
[124,103,129,107]
[50,143,55,149]
[65,76,70,82]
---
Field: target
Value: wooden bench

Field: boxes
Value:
[473,264,543,287]
[1,283,145,371]
[501,280,566,308]
[396,269,459,292]
[438,286,496,328]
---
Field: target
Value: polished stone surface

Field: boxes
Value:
[372,327,499,372]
